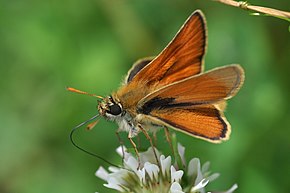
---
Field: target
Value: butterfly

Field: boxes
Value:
[68,10,244,149]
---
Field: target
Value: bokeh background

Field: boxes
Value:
[1,0,290,192]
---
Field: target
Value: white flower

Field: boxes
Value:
[95,144,238,193]
[170,166,183,183]
[170,182,184,193]
[96,146,179,193]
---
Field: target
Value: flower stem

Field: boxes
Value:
[171,133,184,170]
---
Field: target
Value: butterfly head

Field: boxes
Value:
[98,96,124,120]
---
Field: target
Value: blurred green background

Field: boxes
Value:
[1,0,290,192]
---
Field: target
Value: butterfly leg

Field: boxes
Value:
[137,135,141,149]
[115,131,125,164]
[164,126,174,155]
[128,136,141,168]
[153,132,157,146]
[138,124,160,167]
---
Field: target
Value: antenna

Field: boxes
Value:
[69,114,120,168]
[66,87,103,99]
[67,87,131,171]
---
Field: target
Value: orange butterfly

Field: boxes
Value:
[69,10,244,148]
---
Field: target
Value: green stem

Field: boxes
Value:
[171,133,184,170]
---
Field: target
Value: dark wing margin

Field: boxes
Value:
[129,10,207,87]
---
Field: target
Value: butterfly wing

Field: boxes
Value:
[145,105,229,142]
[130,10,207,87]
[137,65,244,112]
[136,65,244,142]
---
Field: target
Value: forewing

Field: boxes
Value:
[148,105,230,142]
[130,10,207,86]
[137,65,244,112]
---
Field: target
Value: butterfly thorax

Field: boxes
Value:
[115,81,159,113]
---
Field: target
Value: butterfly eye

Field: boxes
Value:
[108,104,122,115]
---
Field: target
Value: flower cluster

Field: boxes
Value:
[96,144,237,193]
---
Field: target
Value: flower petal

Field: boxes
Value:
[144,162,160,180]
[177,143,186,165]
[190,178,209,192]
[170,182,185,193]
[160,155,172,177]
[104,177,124,192]
[140,147,160,165]
[124,156,139,173]
[171,166,184,183]
[95,166,109,181]
[188,158,199,177]
[116,146,131,161]
[137,168,146,184]
[201,161,210,173]
[221,184,238,193]
[108,166,120,173]
[187,158,203,185]
[206,173,220,182]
